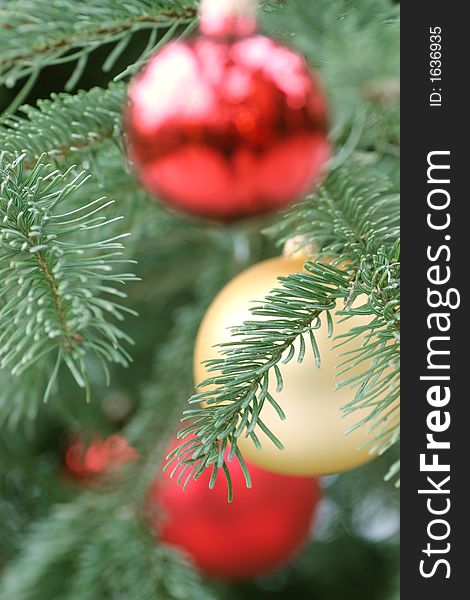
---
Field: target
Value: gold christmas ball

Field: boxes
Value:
[194,255,398,477]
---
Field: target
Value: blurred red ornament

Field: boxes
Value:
[65,434,138,483]
[148,438,320,580]
[125,19,330,222]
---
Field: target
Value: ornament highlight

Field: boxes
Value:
[194,256,399,476]
[199,0,258,38]
[149,437,320,580]
[125,12,329,222]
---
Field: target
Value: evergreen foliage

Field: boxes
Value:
[170,169,400,497]
[0,0,400,598]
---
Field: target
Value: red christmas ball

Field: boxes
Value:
[125,31,330,222]
[148,439,320,580]
[65,434,138,483]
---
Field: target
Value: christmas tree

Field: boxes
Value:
[0,1,400,598]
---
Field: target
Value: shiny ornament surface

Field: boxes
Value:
[65,434,137,483]
[199,0,258,38]
[149,437,320,580]
[194,256,399,476]
[125,34,329,222]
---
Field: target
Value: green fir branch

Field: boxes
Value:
[0,154,138,404]
[0,0,197,113]
[168,261,353,500]
[266,167,400,257]
[0,367,46,428]
[0,0,401,593]
[169,169,400,497]
[0,84,125,166]
[335,240,400,457]
[0,494,216,600]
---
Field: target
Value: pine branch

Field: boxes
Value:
[266,167,399,256]
[335,240,400,457]
[0,84,125,166]
[0,494,216,600]
[269,168,401,445]
[0,251,236,597]
[0,0,197,113]
[0,367,46,428]
[0,154,138,405]
[168,261,352,500]
[168,169,400,497]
